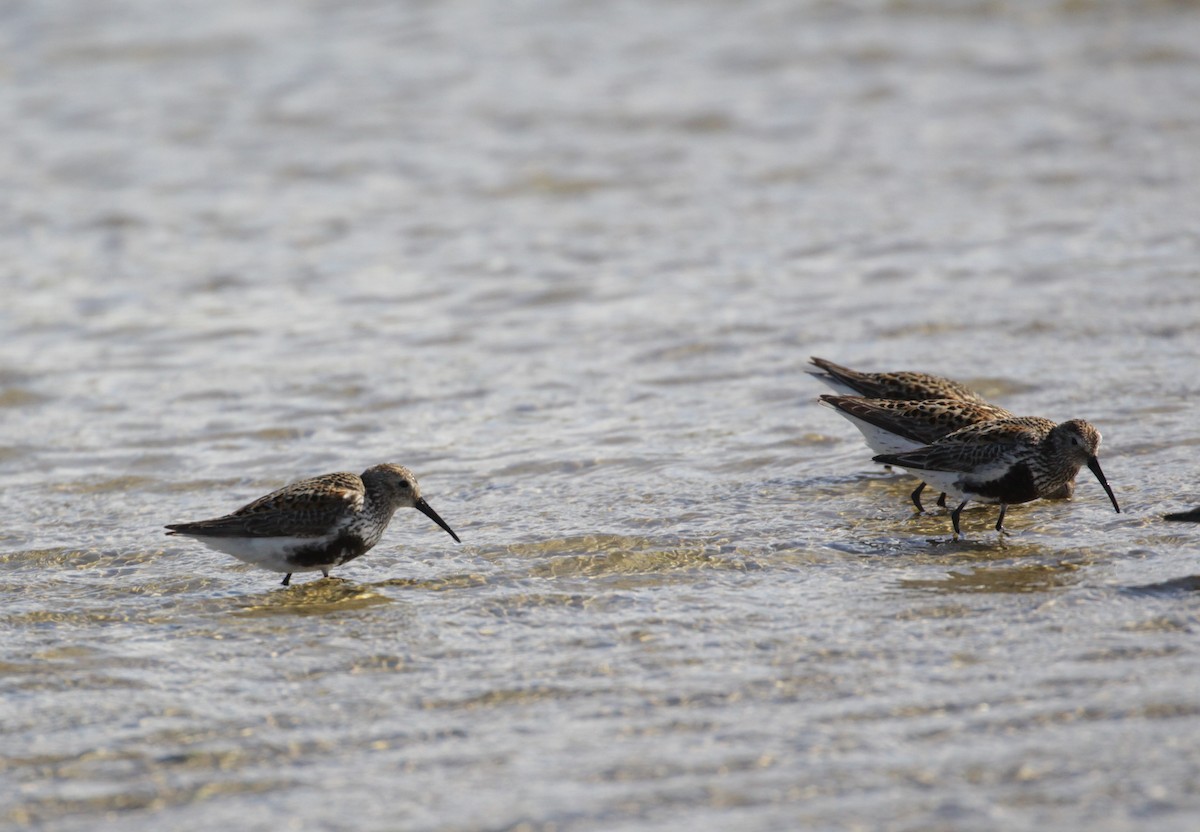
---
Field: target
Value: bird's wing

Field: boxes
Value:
[168,473,365,538]
[876,441,1014,476]
[821,395,1011,445]
[874,418,1052,475]
[808,358,882,397]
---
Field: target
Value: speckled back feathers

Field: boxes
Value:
[165,465,425,540]
[808,357,990,404]
[819,395,1012,445]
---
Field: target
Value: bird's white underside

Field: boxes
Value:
[888,466,1006,505]
[825,407,924,456]
[179,534,339,573]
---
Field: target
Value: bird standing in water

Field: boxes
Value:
[166,463,460,585]
[873,417,1120,537]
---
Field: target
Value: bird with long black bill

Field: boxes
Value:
[873,418,1120,537]
[166,463,460,585]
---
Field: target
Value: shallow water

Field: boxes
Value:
[3,1,1200,829]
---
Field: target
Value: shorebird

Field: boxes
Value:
[872,417,1120,537]
[165,463,460,585]
[808,357,990,405]
[819,394,1014,511]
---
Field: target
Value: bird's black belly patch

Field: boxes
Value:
[290,533,370,568]
[971,463,1039,504]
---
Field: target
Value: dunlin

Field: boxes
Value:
[166,463,460,585]
[872,417,1120,536]
[819,394,1013,511]
[808,357,990,405]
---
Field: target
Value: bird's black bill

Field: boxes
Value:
[415,498,461,543]
[1164,508,1200,522]
[1086,456,1121,514]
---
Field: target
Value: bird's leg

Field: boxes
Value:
[910,482,927,513]
[282,573,292,586]
[937,492,947,508]
[951,501,968,538]
[995,504,1008,534]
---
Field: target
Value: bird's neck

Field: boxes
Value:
[353,489,401,545]
[1032,448,1082,492]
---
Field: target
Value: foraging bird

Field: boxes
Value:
[166,463,460,585]
[872,417,1120,537]
[812,363,1076,510]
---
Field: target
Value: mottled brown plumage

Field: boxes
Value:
[819,395,1015,511]
[874,418,1120,537]
[166,463,460,585]
[820,395,1013,448]
[169,472,367,539]
[808,357,990,405]
[814,362,1078,509]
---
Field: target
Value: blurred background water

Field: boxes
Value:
[2,1,1200,829]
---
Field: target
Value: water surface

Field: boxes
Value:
[3,1,1200,830]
